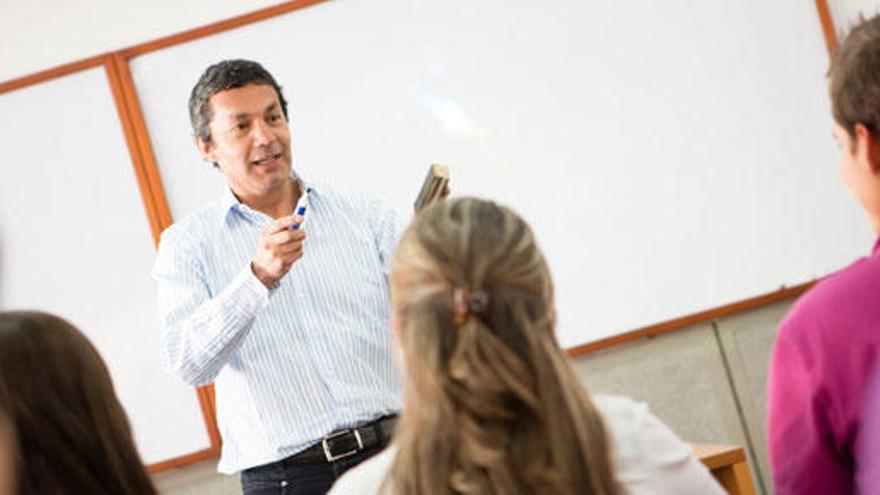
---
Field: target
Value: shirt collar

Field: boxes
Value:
[217,170,315,227]
[873,236,880,256]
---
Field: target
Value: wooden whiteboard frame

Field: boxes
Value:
[815,0,839,54]
[0,0,840,471]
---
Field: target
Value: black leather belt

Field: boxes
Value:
[286,415,397,464]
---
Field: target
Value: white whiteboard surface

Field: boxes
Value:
[0,0,290,83]
[130,0,874,348]
[0,69,210,464]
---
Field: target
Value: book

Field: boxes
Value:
[413,164,450,212]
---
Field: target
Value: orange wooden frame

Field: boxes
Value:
[815,0,838,55]
[0,54,107,96]
[566,282,813,357]
[105,53,222,472]
[0,0,836,473]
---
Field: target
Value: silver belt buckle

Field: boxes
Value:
[322,428,363,462]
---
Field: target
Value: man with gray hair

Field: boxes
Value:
[153,59,400,494]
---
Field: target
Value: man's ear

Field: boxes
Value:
[855,123,880,174]
[195,136,215,163]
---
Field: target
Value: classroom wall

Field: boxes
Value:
[0,0,288,82]
[2,2,868,493]
[150,300,794,495]
[576,302,792,495]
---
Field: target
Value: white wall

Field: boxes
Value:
[829,0,880,35]
[0,0,289,82]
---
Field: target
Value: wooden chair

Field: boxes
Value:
[693,444,756,495]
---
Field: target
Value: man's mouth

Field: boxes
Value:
[252,153,283,166]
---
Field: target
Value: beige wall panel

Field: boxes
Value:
[152,460,238,495]
[716,300,795,495]
[570,323,766,493]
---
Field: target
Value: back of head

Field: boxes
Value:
[0,311,155,495]
[387,198,620,495]
[829,14,880,139]
[0,411,14,495]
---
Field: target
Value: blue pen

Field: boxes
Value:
[290,189,310,230]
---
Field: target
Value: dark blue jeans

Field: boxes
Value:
[240,444,384,495]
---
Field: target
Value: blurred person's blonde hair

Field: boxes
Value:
[385,197,621,495]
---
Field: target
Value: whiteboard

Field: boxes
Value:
[829,0,880,37]
[130,0,873,348]
[0,68,210,464]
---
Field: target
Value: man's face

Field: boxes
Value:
[833,122,880,230]
[199,83,292,200]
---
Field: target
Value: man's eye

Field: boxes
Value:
[269,114,282,122]
[234,123,248,131]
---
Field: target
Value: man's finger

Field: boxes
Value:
[265,214,301,234]
[277,241,304,256]
[266,228,306,246]
[280,249,304,269]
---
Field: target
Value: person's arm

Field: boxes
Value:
[153,215,305,386]
[856,366,880,493]
[595,395,724,494]
[153,226,267,386]
[628,404,724,494]
[768,319,852,494]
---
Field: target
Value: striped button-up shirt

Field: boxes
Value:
[152,177,402,473]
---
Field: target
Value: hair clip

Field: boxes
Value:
[452,286,490,326]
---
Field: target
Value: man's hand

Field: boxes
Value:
[251,214,306,289]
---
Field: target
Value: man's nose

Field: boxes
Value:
[252,120,275,146]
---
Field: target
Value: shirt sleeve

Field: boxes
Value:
[595,394,725,495]
[152,225,271,386]
[856,366,880,493]
[768,316,853,494]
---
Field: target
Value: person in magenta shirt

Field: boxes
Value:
[855,364,880,492]
[767,14,880,495]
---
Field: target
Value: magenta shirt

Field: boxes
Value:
[768,237,880,494]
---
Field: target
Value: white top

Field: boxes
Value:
[329,394,724,495]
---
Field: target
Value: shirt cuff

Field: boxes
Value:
[222,263,273,313]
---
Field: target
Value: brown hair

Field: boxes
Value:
[0,411,15,495]
[386,198,621,495]
[0,311,156,495]
[829,14,880,140]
